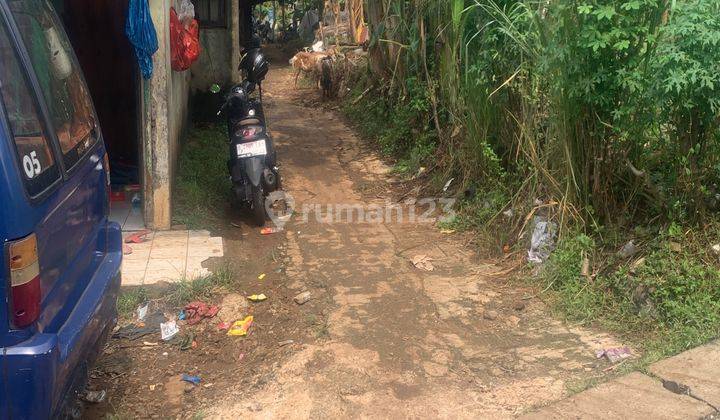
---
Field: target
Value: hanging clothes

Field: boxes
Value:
[125,0,158,79]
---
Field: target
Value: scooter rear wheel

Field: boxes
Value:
[251,184,267,226]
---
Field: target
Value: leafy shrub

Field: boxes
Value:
[543,227,720,356]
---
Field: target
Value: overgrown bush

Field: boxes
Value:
[358,0,720,229]
[342,74,437,174]
[542,225,720,357]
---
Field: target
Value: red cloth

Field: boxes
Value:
[184,301,219,325]
[170,8,200,71]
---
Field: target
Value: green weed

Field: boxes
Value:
[541,224,720,362]
[165,265,235,306]
[117,287,148,318]
[173,124,231,229]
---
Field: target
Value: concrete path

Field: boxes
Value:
[523,340,720,419]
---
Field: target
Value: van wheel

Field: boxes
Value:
[250,185,267,226]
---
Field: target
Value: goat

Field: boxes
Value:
[319,56,333,98]
[290,49,335,87]
[289,51,329,87]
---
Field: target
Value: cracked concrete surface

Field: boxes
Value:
[524,340,720,418]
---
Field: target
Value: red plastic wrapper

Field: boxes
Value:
[170,7,200,71]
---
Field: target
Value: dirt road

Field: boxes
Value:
[90,50,626,419]
[201,53,626,417]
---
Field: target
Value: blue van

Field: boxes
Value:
[0,0,122,417]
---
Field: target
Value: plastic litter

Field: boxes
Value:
[169,7,200,71]
[311,40,324,52]
[114,312,167,340]
[124,229,151,244]
[227,316,254,336]
[179,332,196,351]
[618,240,638,258]
[181,374,201,385]
[183,302,220,325]
[527,216,557,264]
[177,0,195,21]
[411,255,434,271]
[581,256,591,278]
[248,294,267,302]
[160,320,180,341]
[257,273,266,280]
[712,244,720,256]
[178,310,186,321]
[125,0,158,79]
[81,389,106,404]
[261,226,283,235]
[443,178,455,192]
[596,347,632,363]
[136,303,148,321]
[217,321,232,331]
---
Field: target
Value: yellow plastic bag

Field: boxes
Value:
[227,316,254,336]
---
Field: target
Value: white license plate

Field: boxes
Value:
[236,140,267,157]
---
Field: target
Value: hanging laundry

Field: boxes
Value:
[125,0,158,79]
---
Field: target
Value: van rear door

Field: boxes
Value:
[0,0,108,336]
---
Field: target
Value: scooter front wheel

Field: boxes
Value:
[251,184,267,226]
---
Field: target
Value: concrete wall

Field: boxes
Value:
[169,56,191,177]
[190,0,241,91]
[191,28,231,91]
[142,0,191,230]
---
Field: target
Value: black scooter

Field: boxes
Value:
[219,49,280,226]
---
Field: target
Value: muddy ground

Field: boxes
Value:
[86,47,628,419]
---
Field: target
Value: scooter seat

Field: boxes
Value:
[239,118,262,126]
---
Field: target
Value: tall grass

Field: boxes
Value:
[361,0,720,234]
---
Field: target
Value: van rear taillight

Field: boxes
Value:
[8,234,41,328]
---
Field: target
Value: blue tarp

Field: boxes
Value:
[125,0,158,79]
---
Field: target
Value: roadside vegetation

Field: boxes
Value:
[173,124,231,229]
[117,267,236,319]
[342,0,720,361]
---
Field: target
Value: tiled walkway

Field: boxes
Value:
[121,230,224,286]
[110,196,145,231]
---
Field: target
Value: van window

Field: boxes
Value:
[0,18,60,197]
[8,0,98,170]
